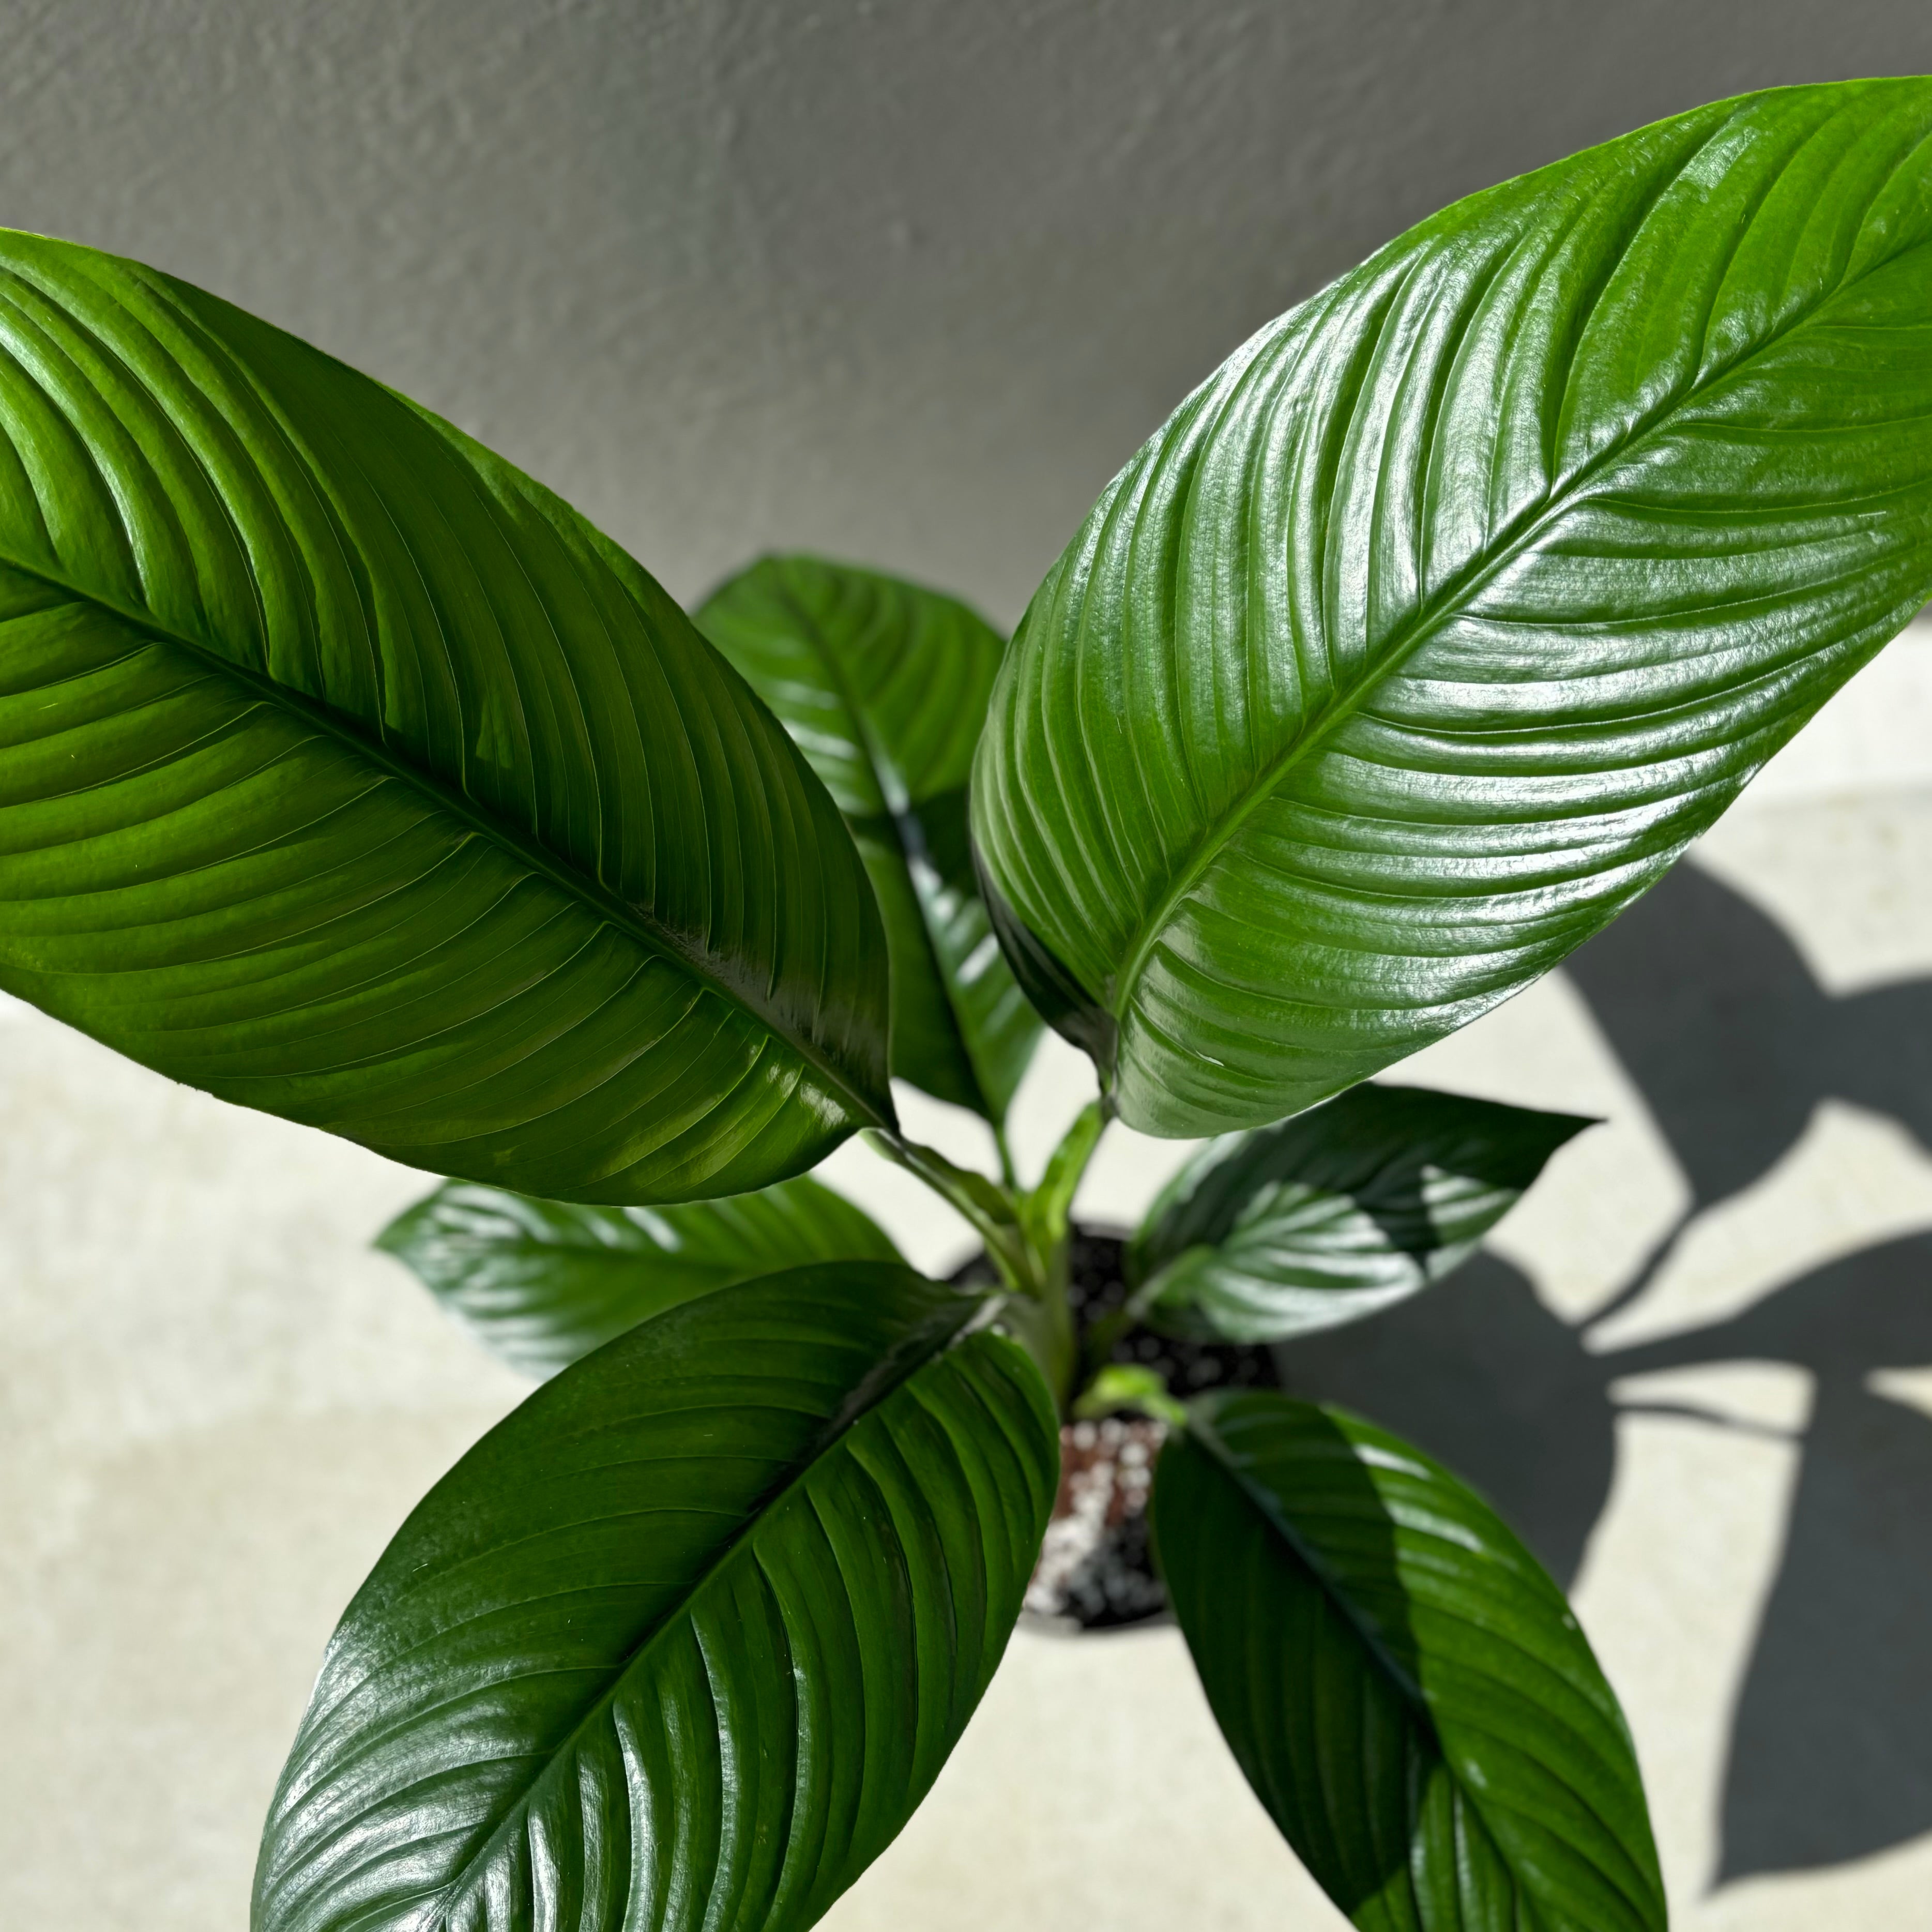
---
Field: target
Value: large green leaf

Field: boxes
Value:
[255,1261,1057,1932]
[1153,1393,1664,1931]
[379,1172,903,1377]
[701,556,1041,1121]
[1130,1083,1588,1343]
[972,78,1932,1135]
[0,234,892,1201]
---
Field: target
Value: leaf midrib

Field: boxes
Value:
[1187,1407,1429,1711]
[1108,226,1932,1028]
[0,545,892,1132]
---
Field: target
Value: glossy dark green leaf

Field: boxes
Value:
[1154,1393,1665,1932]
[972,78,1932,1135]
[0,234,892,1202]
[700,556,1041,1121]
[1130,1083,1588,1343]
[378,1174,903,1377]
[255,1262,1057,1932]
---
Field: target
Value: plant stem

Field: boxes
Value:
[999,1268,1078,1409]
[863,1129,1038,1293]
[992,1121,1018,1191]
[1007,1099,1109,1408]
[1018,1100,1107,1256]
[866,1098,1113,1417]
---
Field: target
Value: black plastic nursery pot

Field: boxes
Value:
[957,1228,1283,1633]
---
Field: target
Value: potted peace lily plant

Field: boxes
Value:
[375,581,1599,1633]
[1,73,1927,1932]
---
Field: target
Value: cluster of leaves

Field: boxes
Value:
[2,74,1931,1932]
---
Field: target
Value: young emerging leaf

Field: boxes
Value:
[0,235,892,1203]
[973,78,1932,1134]
[255,1262,1058,1932]
[378,1174,902,1377]
[1153,1393,1665,1932]
[701,557,1042,1121]
[1130,1083,1588,1344]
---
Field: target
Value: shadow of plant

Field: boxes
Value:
[1279,859,1932,1885]
[1566,858,1932,1302]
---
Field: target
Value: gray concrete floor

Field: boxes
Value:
[10,645,1932,1927]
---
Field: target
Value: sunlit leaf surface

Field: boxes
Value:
[975,79,1932,1133]
[0,234,891,1201]
[1131,1084,1588,1342]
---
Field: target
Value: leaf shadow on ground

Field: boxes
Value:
[1277,860,1932,1885]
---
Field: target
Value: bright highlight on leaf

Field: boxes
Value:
[254,1264,1058,1932]
[378,1173,902,1376]
[0,234,892,1204]
[1154,1393,1666,1932]
[1130,1083,1589,1343]
[701,556,1042,1122]
[972,78,1932,1136]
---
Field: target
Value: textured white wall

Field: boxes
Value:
[4,1,1931,621]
